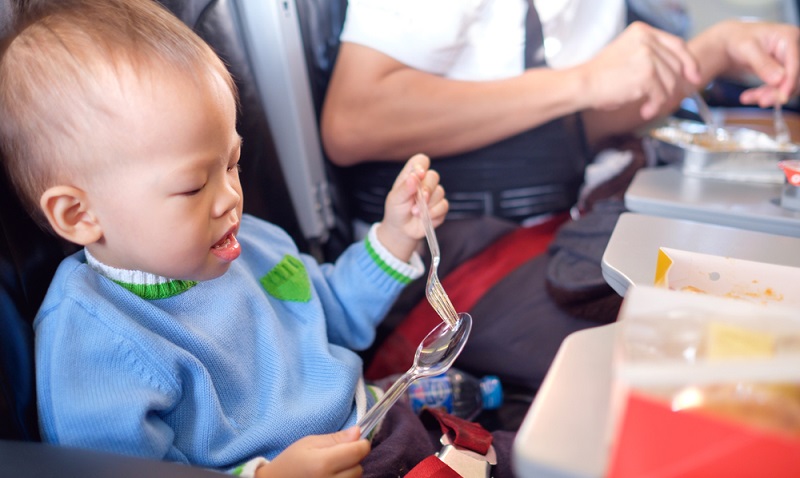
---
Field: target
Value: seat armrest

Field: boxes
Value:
[0,440,227,477]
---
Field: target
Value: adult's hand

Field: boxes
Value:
[701,21,800,106]
[577,21,702,120]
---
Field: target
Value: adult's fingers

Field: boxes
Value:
[774,35,800,100]
[652,27,702,85]
[739,83,781,107]
[738,36,786,90]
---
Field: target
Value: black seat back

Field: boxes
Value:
[294,0,352,257]
[0,157,75,441]
[294,0,347,121]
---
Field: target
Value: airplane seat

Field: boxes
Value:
[294,0,347,121]
[224,0,353,260]
[0,162,75,442]
[293,0,353,258]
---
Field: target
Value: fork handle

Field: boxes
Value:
[358,372,416,439]
[417,185,440,259]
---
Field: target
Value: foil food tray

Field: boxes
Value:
[645,119,800,183]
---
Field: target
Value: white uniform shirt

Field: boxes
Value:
[340,0,626,79]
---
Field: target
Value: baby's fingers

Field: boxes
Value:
[393,153,429,190]
[303,429,369,477]
[418,169,441,199]
[425,186,448,226]
[318,440,370,475]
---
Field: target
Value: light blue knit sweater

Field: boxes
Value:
[34,214,422,471]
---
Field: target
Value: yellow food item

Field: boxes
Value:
[706,322,775,359]
[679,285,706,294]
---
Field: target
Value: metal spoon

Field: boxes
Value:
[358,312,473,439]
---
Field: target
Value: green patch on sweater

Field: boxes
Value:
[260,255,311,302]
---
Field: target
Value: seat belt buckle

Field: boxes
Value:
[435,434,496,478]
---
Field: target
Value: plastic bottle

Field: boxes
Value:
[373,368,503,420]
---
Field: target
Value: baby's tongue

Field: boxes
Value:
[210,232,241,261]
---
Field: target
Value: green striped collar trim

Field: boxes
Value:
[364,234,412,285]
[111,279,198,300]
[84,248,197,300]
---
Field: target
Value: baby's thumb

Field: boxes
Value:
[338,426,362,442]
[322,427,361,447]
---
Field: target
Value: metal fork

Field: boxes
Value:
[692,92,728,141]
[416,185,459,328]
[774,102,790,145]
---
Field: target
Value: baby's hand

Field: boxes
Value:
[378,154,448,262]
[255,427,369,478]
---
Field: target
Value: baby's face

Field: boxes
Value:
[85,66,244,281]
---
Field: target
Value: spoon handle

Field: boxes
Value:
[358,371,416,439]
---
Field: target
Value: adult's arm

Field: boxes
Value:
[321,22,701,165]
[580,20,800,144]
[322,41,587,164]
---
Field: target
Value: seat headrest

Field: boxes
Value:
[295,0,348,118]
[0,155,74,441]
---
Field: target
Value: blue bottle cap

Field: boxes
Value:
[479,375,503,410]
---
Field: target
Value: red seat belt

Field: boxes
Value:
[405,456,462,478]
[424,408,493,454]
[406,409,494,478]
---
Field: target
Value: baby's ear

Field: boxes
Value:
[39,185,102,245]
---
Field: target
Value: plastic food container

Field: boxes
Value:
[607,286,800,478]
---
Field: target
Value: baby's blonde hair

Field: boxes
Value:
[0,0,236,223]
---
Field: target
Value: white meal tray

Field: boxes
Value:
[512,323,616,478]
[601,213,800,296]
[624,167,800,237]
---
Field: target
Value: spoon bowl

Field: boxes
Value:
[358,312,472,439]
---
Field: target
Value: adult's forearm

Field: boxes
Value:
[321,44,589,165]
[582,97,688,149]
[687,21,733,88]
[582,104,651,149]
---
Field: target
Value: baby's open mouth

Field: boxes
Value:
[213,234,233,249]
[210,227,241,262]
